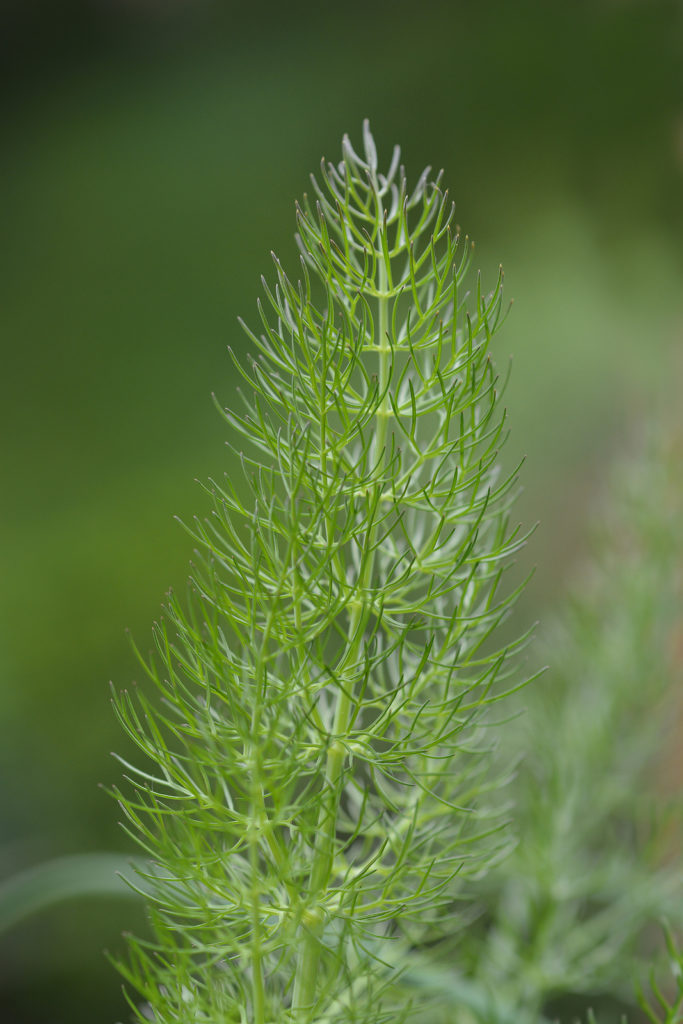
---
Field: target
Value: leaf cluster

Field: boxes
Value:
[110,122,530,1023]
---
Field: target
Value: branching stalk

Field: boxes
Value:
[111,121,527,1024]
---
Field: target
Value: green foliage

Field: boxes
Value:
[457,421,683,1022]
[0,853,143,937]
[110,124,682,1024]
[111,122,530,1022]
[639,923,683,1024]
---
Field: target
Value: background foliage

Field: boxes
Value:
[1,1,682,1021]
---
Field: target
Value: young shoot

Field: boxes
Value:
[111,121,530,1024]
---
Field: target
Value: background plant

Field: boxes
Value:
[467,420,683,1022]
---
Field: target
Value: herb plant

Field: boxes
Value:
[111,121,531,1023]
[456,420,683,1024]
[109,124,682,1024]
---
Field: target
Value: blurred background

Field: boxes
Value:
[1,1,681,1020]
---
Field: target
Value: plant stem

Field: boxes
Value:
[249,782,266,1024]
[292,184,391,1019]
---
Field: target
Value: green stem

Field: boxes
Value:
[249,793,266,1024]
[248,601,279,1023]
[292,181,391,1018]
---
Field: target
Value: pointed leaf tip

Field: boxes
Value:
[362,120,377,170]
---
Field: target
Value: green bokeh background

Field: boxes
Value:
[1,2,681,1020]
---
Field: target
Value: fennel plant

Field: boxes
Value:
[457,420,683,1024]
[111,121,531,1023]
